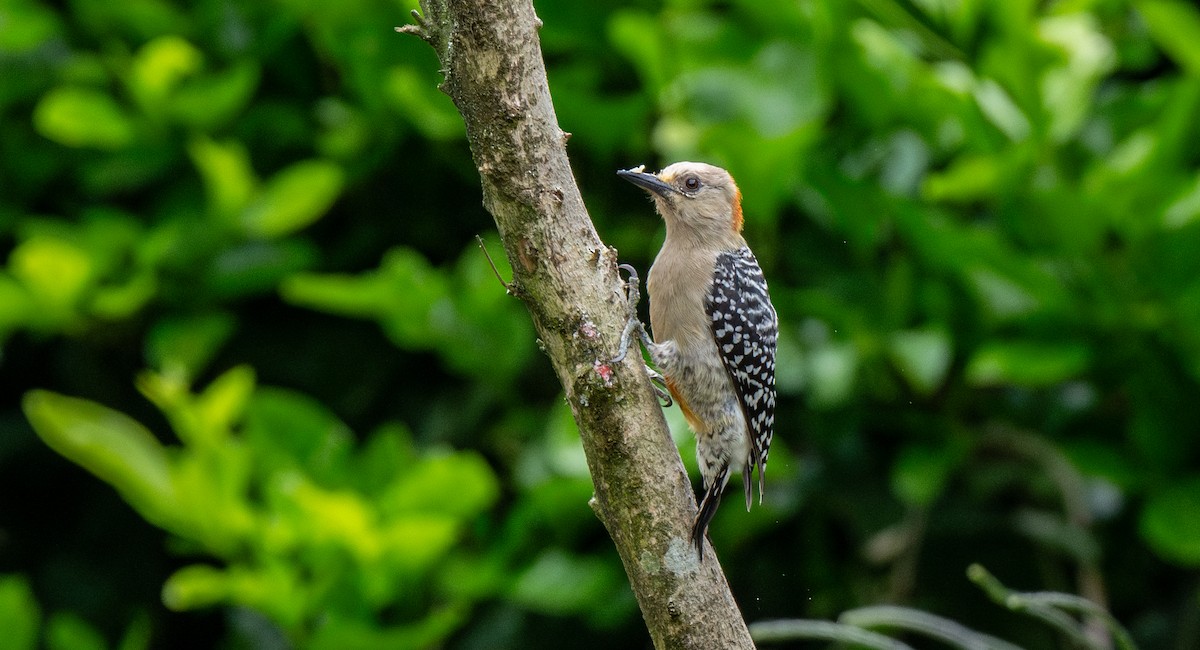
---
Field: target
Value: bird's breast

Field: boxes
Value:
[647,245,721,351]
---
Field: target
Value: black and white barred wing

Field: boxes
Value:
[706,247,778,508]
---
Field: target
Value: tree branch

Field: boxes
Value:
[399,1,754,647]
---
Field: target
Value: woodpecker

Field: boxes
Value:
[616,162,778,557]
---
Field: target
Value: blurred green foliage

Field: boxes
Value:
[23,367,499,647]
[2,0,1199,648]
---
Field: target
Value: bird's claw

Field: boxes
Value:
[646,365,673,407]
[611,264,656,364]
[610,316,641,364]
[618,263,639,287]
[616,263,642,309]
[611,264,670,407]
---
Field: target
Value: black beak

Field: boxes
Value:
[617,168,675,198]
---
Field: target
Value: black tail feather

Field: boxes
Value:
[757,456,767,504]
[741,452,768,509]
[743,466,753,511]
[691,466,729,560]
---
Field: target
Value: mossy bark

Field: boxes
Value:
[400,1,755,648]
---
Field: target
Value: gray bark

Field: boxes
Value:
[398,2,755,648]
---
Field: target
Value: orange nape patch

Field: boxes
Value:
[731,184,743,232]
[665,377,704,432]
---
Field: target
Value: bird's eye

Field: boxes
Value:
[684,176,700,191]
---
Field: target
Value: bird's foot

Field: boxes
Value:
[644,364,672,407]
[611,264,655,363]
[611,265,671,407]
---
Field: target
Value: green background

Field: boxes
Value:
[2,0,1198,647]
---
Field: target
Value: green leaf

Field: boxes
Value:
[965,341,1090,387]
[89,272,157,320]
[308,606,466,650]
[891,444,959,506]
[1063,440,1138,492]
[1127,363,1199,470]
[888,328,952,396]
[33,87,137,149]
[193,365,256,443]
[163,564,302,627]
[46,613,107,650]
[973,79,1031,141]
[9,236,94,316]
[1140,477,1200,565]
[70,0,187,40]
[315,98,371,160]
[281,247,450,348]
[22,391,178,529]
[280,270,391,319]
[0,575,40,650]
[964,266,1039,320]
[922,155,1001,202]
[437,555,509,601]
[204,240,319,298]
[508,550,622,615]
[433,239,536,380]
[0,273,35,334]
[355,424,417,495]
[380,451,499,519]
[162,564,225,611]
[1162,172,1200,228]
[807,341,858,408]
[240,160,344,238]
[1137,0,1200,75]
[170,62,260,129]
[384,67,464,140]
[377,248,452,346]
[1038,15,1116,142]
[188,136,258,223]
[0,1,62,54]
[608,11,669,94]
[144,312,237,379]
[381,515,461,574]
[129,35,202,112]
[115,613,152,650]
[244,387,354,483]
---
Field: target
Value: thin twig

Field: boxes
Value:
[395,9,433,44]
[979,425,1112,647]
[998,591,1137,650]
[967,564,1129,650]
[750,619,916,649]
[475,234,515,294]
[840,605,1024,650]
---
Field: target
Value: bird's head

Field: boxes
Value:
[618,162,744,240]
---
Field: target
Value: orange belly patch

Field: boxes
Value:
[665,377,705,433]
